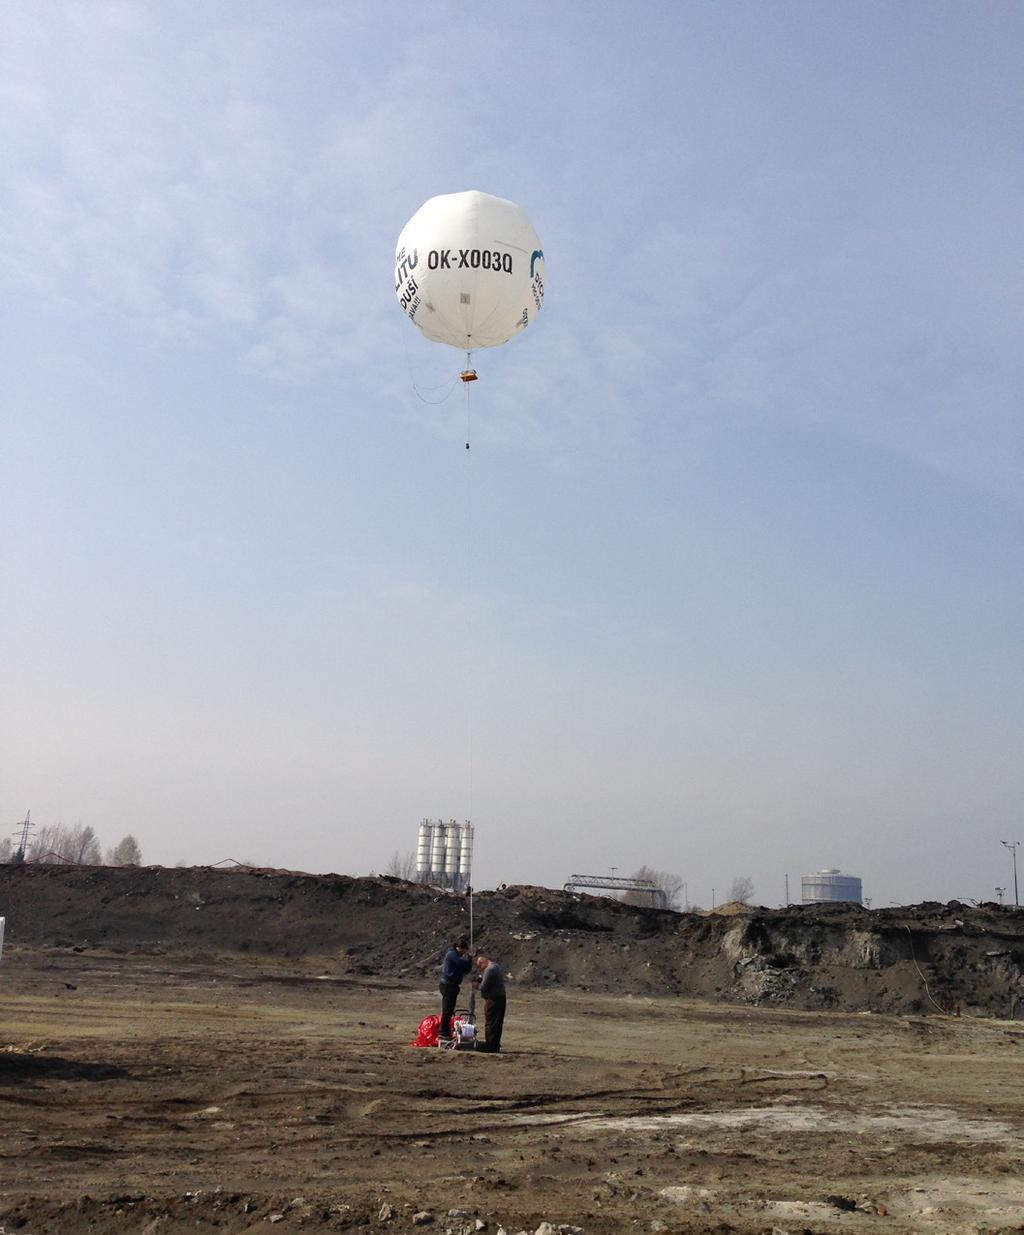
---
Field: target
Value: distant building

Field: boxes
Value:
[801,868,862,905]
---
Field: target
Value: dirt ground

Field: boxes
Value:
[2,946,1023,1235]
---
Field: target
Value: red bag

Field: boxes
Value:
[411,1014,440,1047]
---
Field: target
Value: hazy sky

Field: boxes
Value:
[3,2,1022,907]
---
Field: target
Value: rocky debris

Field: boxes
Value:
[482,1227,582,1235]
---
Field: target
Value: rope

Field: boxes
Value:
[412,371,460,405]
[398,317,461,404]
[413,378,460,405]
[463,351,475,831]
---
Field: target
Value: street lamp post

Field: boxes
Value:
[1001,841,1020,908]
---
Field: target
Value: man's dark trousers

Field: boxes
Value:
[481,993,506,1052]
[439,980,460,1039]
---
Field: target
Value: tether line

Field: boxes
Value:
[463,351,475,830]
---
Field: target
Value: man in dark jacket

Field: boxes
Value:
[438,937,472,1044]
[473,953,506,1053]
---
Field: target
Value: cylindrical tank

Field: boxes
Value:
[443,819,460,885]
[801,869,862,905]
[416,820,433,882]
[459,822,473,887]
[430,821,448,885]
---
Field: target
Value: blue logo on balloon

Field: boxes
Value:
[530,250,544,277]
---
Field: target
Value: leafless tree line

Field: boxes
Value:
[385,850,417,880]
[2,824,142,867]
[728,875,755,905]
[617,866,687,910]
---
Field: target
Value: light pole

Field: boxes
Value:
[1001,841,1020,908]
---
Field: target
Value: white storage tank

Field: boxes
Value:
[458,822,473,888]
[429,822,448,884]
[801,868,862,905]
[416,819,433,882]
[443,818,460,882]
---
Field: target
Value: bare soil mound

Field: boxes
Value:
[2,863,1022,1016]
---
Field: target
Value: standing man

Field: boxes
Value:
[439,936,472,1045]
[474,953,506,1053]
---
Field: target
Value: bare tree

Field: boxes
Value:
[106,835,142,866]
[623,866,686,910]
[27,823,69,862]
[729,875,755,905]
[68,824,102,864]
[28,822,102,865]
[385,849,417,881]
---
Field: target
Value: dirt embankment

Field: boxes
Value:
[2,863,1022,1016]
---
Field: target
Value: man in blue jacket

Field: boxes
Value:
[438,936,472,1045]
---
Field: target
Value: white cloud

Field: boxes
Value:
[0,6,396,377]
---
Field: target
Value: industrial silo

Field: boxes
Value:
[416,819,433,883]
[443,818,461,889]
[458,822,473,891]
[801,869,862,905]
[429,822,448,886]
[414,818,473,891]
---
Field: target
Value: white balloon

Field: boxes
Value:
[395,190,544,350]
